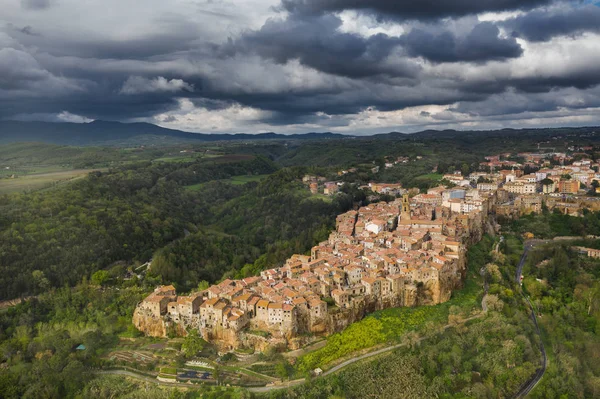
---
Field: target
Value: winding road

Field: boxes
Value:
[512,241,548,398]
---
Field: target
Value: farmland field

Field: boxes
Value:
[0,168,104,194]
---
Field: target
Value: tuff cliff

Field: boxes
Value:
[132,307,167,338]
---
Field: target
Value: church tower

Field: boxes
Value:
[400,193,411,221]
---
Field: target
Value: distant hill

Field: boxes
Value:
[1,120,599,146]
[0,120,350,146]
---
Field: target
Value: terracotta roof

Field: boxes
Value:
[201,297,220,307]
[292,297,307,305]
[234,293,252,302]
[256,300,270,308]
[309,299,325,307]
[145,294,169,303]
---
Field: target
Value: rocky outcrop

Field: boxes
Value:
[132,307,167,338]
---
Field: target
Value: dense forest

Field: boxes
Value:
[0,154,359,299]
[147,169,360,291]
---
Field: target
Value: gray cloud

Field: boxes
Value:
[279,0,563,20]
[402,22,522,63]
[224,14,418,79]
[503,4,600,42]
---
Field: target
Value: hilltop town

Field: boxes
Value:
[132,148,600,351]
[133,188,493,350]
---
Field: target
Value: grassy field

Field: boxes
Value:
[308,193,334,203]
[153,155,200,163]
[414,173,443,182]
[228,174,270,185]
[0,169,103,194]
[0,165,67,177]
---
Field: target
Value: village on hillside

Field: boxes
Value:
[133,148,600,352]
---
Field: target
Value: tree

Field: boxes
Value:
[541,178,554,186]
[461,163,470,176]
[213,365,222,386]
[197,280,210,291]
[31,270,50,291]
[182,329,206,358]
[486,263,502,283]
[91,270,110,286]
[574,282,600,316]
[276,360,294,382]
[486,294,504,312]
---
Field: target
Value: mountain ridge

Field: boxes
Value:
[1,120,599,146]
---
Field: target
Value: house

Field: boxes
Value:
[331,289,350,308]
[558,180,580,194]
[361,277,381,296]
[324,182,339,195]
[365,219,386,234]
[504,182,537,195]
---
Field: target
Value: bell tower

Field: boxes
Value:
[400,193,411,221]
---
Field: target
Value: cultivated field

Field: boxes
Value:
[0,169,103,194]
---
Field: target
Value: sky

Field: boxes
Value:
[2,0,600,135]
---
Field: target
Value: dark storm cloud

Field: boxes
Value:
[228,15,521,68]
[224,14,417,79]
[402,22,522,63]
[451,86,600,119]
[201,78,490,120]
[503,4,600,42]
[279,0,563,20]
[3,0,600,132]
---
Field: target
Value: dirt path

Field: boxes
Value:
[282,339,327,359]
[0,296,34,310]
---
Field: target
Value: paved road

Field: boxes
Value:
[513,241,549,399]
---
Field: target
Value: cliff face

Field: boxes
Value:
[132,308,167,337]
[325,293,407,334]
